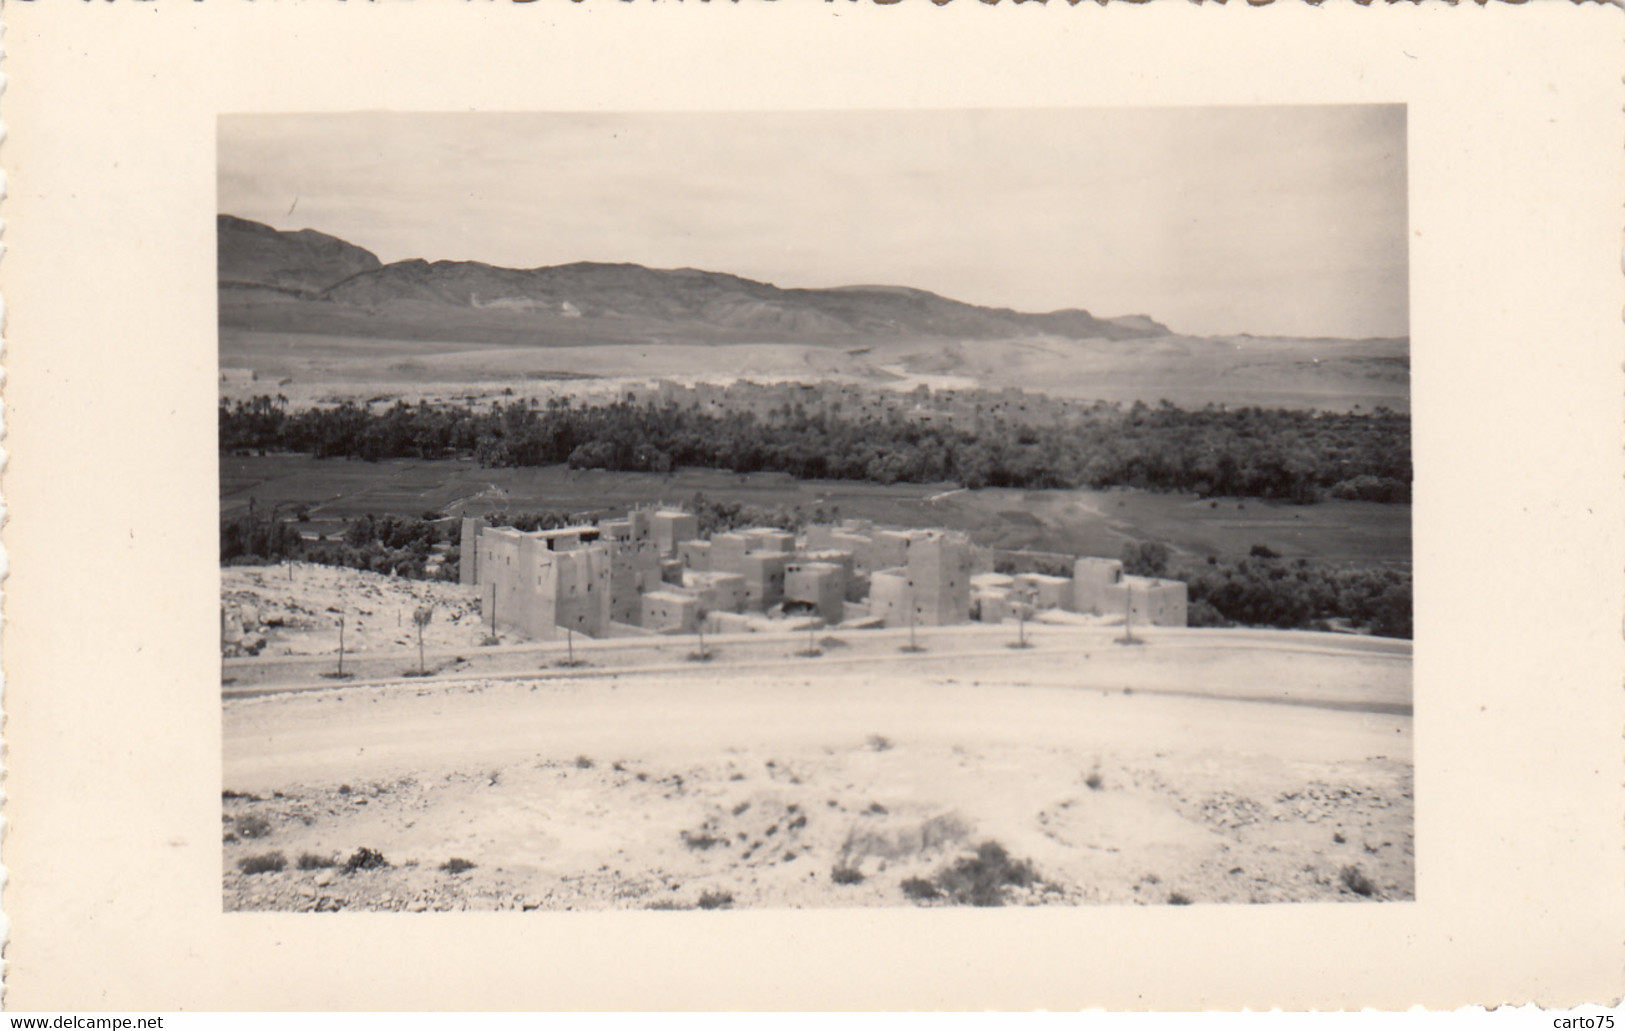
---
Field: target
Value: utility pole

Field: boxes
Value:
[336,613,346,677]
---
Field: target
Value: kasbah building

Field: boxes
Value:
[460,508,1187,641]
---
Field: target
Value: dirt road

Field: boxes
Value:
[223,640,1411,911]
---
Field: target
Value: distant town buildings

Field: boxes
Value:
[459,509,1187,640]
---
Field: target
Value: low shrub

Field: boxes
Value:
[238,851,286,875]
[1340,864,1377,897]
[696,890,734,910]
[900,877,940,901]
[343,847,390,873]
[681,830,727,851]
[1167,892,1193,905]
[831,866,865,885]
[234,815,272,839]
[296,852,335,871]
[574,755,595,770]
[933,840,1038,907]
[440,858,477,874]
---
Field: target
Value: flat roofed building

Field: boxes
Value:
[741,527,795,554]
[1014,572,1073,612]
[1114,576,1189,628]
[641,590,700,634]
[784,561,844,623]
[681,570,746,615]
[709,532,752,575]
[739,552,790,611]
[678,539,712,572]
[651,510,698,558]
[974,586,1017,624]
[1072,557,1126,615]
[905,530,972,626]
[868,568,912,628]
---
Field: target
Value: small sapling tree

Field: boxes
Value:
[413,604,434,674]
[691,605,711,662]
[558,614,588,668]
[800,616,824,658]
[1117,582,1140,646]
[1011,584,1036,649]
[900,589,924,653]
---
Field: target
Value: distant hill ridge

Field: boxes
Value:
[218,214,1171,343]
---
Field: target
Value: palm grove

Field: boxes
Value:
[220,394,1412,638]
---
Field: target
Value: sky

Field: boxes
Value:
[219,107,1408,339]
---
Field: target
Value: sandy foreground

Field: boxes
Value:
[223,641,1412,912]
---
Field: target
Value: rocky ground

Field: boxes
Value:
[221,563,491,659]
[223,649,1413,912]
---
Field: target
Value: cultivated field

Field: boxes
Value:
[221,457,1411,567]
[222,639,1413,912]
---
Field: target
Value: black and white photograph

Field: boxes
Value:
[217,107,1414,914]
[7,0,1622,1013]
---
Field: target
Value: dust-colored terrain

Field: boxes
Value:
[222,564,490,659]
[223,638,1413,912]
[220,329,1409,415]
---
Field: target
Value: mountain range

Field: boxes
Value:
[218,214,1171,346]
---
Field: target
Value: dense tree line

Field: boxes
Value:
[221,395,1410,503]
[221,510,461,581]
[1122,542,1412,639]
[220,510,303,565]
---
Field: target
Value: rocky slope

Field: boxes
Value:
[217,214,1169,344]
[218,214,383,296]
